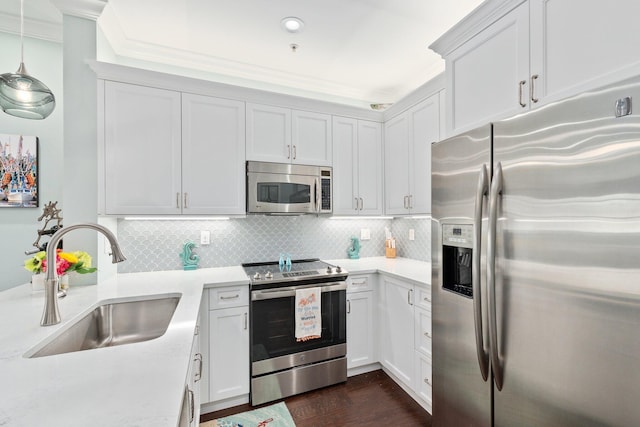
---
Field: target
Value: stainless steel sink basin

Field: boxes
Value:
[27,294,181,358]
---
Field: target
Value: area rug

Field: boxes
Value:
[201,402,296,427]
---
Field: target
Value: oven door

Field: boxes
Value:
[247,171,320,214]
[250,282,347,375]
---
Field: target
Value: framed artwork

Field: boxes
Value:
[0,134,39,208]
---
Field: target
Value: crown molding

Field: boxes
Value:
[429,0,525,57]
[0,12,62,42]
[50,0,108,20]
[383,73,446,120]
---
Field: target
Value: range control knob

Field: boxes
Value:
[265,271,273,279]
[326,266,333,274]
[335,266,342,273]
[253,272,262,280]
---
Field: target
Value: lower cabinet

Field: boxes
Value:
[379,277,416,387]
[180,316,202,427]
[346,275,377,369]
[414,351,433,411]
[200,285,250,410]
[414,293,432,412]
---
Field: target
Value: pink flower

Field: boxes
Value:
[41,255,71,276]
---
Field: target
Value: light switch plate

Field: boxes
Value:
[200,230,211,245]
[360,228,371,240]
[409,229,415,241]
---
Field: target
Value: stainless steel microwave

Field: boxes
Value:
[247,161,332,214]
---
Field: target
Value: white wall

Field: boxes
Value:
[0,32,63,291]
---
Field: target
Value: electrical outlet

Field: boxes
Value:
[409,229,415,241]
[360,228,371,240]
[200,230,211,245]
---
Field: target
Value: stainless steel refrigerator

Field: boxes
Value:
[431,75,640,426]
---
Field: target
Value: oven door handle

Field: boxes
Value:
[251,281,347,301]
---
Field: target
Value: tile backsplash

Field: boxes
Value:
[117,216,430,273]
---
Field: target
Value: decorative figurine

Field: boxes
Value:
[347,236,361,259]
[180,241,199,270]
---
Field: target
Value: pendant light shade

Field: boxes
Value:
[0,0,55,120]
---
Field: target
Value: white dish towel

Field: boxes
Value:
[295,287,322,342]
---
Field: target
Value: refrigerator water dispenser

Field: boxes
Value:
[442,224,473,298]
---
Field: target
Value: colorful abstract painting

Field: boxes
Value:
[0,134,38,208]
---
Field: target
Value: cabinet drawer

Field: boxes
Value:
[415,307,432,358]
[208,285,249,310]
[415,351,433,406]
[347,274,374,292]
[415,286,432,311]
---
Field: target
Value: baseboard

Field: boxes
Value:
[200,394,249,415]
[347,362,381,377]
[381,367,432,414]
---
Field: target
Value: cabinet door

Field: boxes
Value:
[530,0,640,108]
[246,103,291,163]
[104,82,182,214]
[408,96,439,215]
[384,114,410,215]
[445,2,529,135]
[182,94,246,214]
[347,291,376,369]
[357,121,383,215]
[380,278,415,387]
[332,117,358,215]
[292,110,332,166]
[209,306,249,402]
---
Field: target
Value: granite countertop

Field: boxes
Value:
[0,266,248,427]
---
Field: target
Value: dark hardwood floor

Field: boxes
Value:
[200,369,432,426]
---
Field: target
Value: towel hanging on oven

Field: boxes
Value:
[295,287,321,341]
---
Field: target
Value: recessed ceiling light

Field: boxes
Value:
[281,17,304,33]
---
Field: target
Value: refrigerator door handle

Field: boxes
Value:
[488,162,504,391]
[473,163,490,381]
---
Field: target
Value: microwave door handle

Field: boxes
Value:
[315,177,321,213]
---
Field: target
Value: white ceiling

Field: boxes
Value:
[0,0,484,107]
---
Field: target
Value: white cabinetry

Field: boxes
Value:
[204,285,249,407]
[379,277,415,387]
[246,103,332,166]
[414,286,432,412]
[332,117,383,215]
[384,94,440,215]
[433,0,640,136]
[103,81,245,215]
[346,275,377,370]
[180,317,202,427]
[104,82,182,215]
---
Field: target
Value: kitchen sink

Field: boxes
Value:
[26,294,181,358]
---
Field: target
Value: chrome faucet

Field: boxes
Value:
[41,223,127,326]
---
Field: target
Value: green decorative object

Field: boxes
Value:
[180,241,199,270]
[347,236,361,259]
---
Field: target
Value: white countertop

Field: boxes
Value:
[325,256,431,288]
[0,259,428,426]
[0,266,248,427]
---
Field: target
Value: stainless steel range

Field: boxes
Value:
[242,258,348,406]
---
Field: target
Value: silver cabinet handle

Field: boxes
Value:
[403,195,408,209]
[287,144,291,159]
[518,80,527,108]
[293,145,297,159]
[530,74,539,103]
[183,192,188,209]
[352,280,367,286]
[194,325,199,336]
[408,289,414,306]
[188,388,194,423]
[423,296,431,303]
[359,197,364,210]
[176,192,180,209]
[347,299,351,314]
[220,294,239,300]
[354,197,359,210]
[194,353,203,382]
[488,162,504,391]
[424,331,431,338]
[408,194,413,209]
[244,312,248,330]
[473,163,490,382]
[424,378,431,385]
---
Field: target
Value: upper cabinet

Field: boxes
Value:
[332,117,383,215]
[384,93,441,216]
[246,103,332,166]
[431,0,640,136]
[102,81,246,215]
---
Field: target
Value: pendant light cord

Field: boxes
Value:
[20,0,24,64]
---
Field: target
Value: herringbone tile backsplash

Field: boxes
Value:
[117,216,430,273]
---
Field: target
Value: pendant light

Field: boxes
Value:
[0,0,56,120]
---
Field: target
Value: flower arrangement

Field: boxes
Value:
[24,250,97,276]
